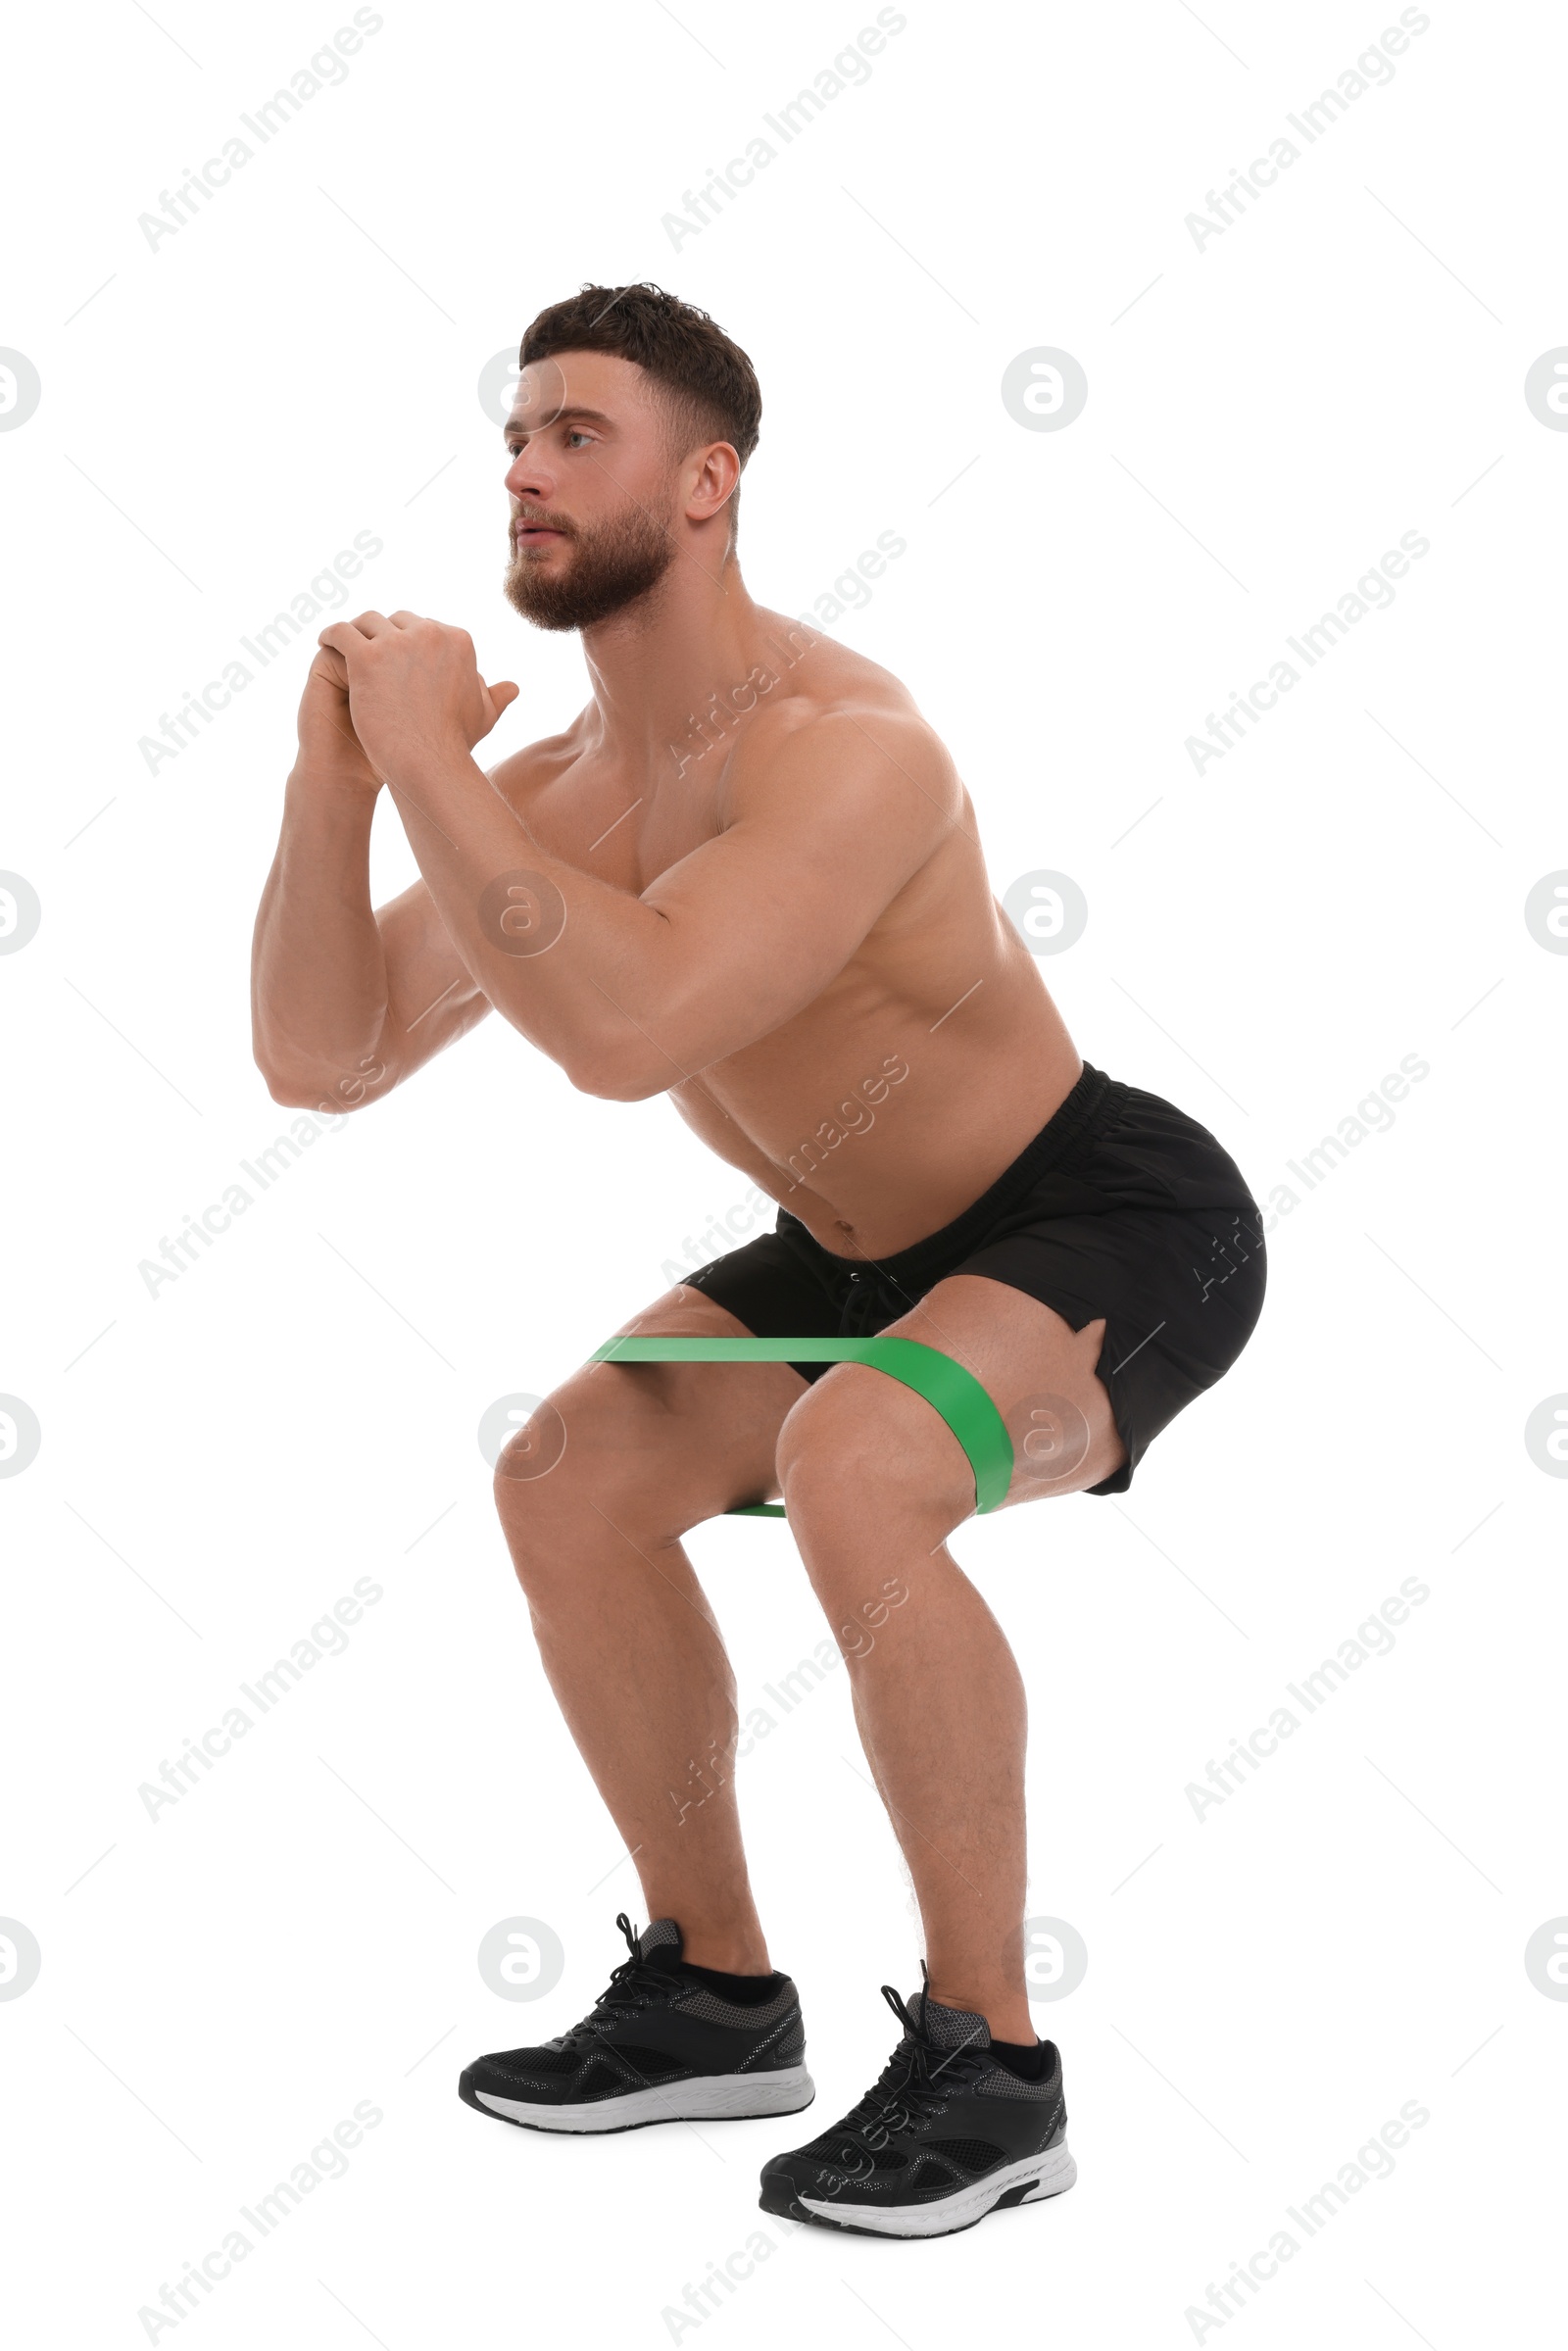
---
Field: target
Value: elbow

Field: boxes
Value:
[564,1043,670,1103]
[251,1021,313,1108]
[254,1052,315,1108]
[252,1020,394,1112]
[261,1067,335,1110]
[254,1053,370,1113]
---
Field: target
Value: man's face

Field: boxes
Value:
[501,349,685,631]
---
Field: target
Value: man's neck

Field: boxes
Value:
[576,547,778,779]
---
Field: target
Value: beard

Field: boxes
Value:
[503,501,676,632]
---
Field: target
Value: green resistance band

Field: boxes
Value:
[590,1335,1014,1518]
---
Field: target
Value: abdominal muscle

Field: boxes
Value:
[668,924,1083,1261]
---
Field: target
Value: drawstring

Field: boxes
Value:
[838,1266,916,1337]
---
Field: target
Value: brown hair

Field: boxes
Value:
[519,282,761,548]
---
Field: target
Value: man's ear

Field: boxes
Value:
[686,441,741,526]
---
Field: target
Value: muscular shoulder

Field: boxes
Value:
[722,621,963,840]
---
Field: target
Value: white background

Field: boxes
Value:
[3,0,1565,2343]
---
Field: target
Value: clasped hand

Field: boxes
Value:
[317,610,518,783]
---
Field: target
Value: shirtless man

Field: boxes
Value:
[251,283,1265,2239]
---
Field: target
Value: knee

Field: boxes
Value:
[491,1394,591,1581]
[492,1379,696,1598]
[493,1391,567,1490]
[775,1370,971,1564]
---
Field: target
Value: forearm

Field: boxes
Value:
[252,771,391,1099]
[383,751,686,1097]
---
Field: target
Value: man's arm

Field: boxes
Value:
[320,611,960,1102]
[250,648,496,1109]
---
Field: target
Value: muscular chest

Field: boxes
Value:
[516,754,726,898]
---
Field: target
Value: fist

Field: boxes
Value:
[317,610,519,784]
[295,645,382,795]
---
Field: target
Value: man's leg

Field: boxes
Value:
[494,1288,806,1974]
[775,1274,1124,2044]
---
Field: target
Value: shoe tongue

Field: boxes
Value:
[909,1988,992,2050]
[637,1918,684,1964]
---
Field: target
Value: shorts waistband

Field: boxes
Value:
[779,1059,1117,1299]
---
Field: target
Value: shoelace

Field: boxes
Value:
[826,1984,990,2151]
[554,1913,676,2050]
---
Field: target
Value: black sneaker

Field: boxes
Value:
[459,1913,814,2135]
[759,1983,1074,2237]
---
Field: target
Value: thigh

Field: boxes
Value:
[883,1272,1127,1506]
[500,1284,807,1535]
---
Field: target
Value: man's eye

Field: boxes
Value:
[565,429,592,448]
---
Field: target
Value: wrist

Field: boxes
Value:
[283,766,384,848]
[287,757,383,802]
[377,733,474,794]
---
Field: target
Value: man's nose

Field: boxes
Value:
[505,445,554,504]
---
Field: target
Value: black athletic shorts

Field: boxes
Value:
[684,1061,1266,1494]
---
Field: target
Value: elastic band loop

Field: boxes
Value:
[591,1335,1014,1516]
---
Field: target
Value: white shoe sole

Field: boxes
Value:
[475,2063,816,2134]
[797,2138,1076,2236]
